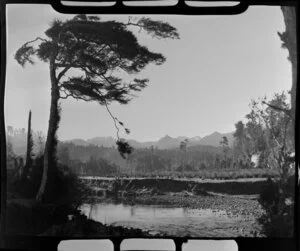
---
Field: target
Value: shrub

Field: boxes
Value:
[10,155,87,207]
[258,175,294,237]
[10,155,44,198]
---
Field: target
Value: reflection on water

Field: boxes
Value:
[80,203,257,237]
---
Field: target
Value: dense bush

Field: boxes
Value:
[9,155,43,198]
[258,175,295,237]
[83,157,118,176]
[9,154,87,206]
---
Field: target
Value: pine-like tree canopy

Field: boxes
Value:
[15,14,179,105]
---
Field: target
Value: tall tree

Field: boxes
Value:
[278,6,297,182]
[15,15,179,201]
[22,110,33,180]
[220,136,229,168]
[233,121,246,161]
[249,93,293,175]
[179,139,188,168]
[278,7,297,125]
[150,145,154,173]
[36,131,45,156]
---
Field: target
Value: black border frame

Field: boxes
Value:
[0,1,298,250]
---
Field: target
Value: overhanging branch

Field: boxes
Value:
[22,37,48,47]
[57,65,72,82]
[262,101,292,118]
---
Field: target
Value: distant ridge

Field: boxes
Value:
[199,131,234,147]
[7,130,234,156]
[66,131,234,149]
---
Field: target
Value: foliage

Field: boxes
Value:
[54,141,283,180]
[219,136,230,168]
[84,157,118,176]
[116,139,134,159]
[176,164,196,172]
[232,91,294,237]
[57,144,71,165]
[179,139,189,168]
[258,176,294,236]
[135,154,166,173]
[179,139,188,152]
[6,140,16,165]
[14,13,179,108]
[232,92,293,171]
[6,125,45,156]
[134,17,180,39]
[9,154,87,206]
[231,90,295,236]
[36,131,45,156]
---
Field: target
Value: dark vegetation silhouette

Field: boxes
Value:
[52,141,278,179]
[232,91,295,236]
[7,115,86,207]
[22,110,33,181]
[15,14,179,201]
[255,6,296,237]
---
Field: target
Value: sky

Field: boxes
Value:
[5,4,292,142]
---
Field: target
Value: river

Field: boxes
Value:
[80,202,260,237]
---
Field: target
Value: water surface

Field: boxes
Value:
[80,203,258,237]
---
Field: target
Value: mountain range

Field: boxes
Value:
[7,130,234,156]
[66,131,234,149]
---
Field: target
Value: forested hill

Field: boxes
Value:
[58,142,222,163]
[6,127,234,156]
[57,141,224,175]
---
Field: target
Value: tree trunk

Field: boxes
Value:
[22,110,32,180]
[280,7,297,182]
[281,7,297,125]
[36,58,60,202]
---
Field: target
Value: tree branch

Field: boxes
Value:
[104,102,120,140]
[57,65,72,82]
[92,88,121,140]
[59,88,73,99]
[22,37,48,47]
[59,87,93,102]
[262,101,292,117]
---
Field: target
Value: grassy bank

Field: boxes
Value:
[84,178,269,196]
[80,168,280,180]
[127,168,280,179]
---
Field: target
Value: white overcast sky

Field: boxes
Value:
[5,4,292,142]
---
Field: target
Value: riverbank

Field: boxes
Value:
[82,192,264,237]
[118,193,262,217]
[5,199,154,238]
[5,177,267,238]
[79,177,266,237]
[82,177,270,196]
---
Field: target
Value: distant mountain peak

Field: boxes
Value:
[176,136,189,141]
[189,136,202,141]
[63,131,233,149]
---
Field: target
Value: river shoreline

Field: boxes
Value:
[5,177,267,238]
[82,191,264,237]
[5,198,155,238]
